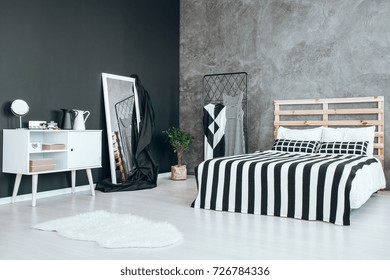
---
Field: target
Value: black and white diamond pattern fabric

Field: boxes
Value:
[319,141,369,155]
[203,103,226,160]
[272,139,320,153]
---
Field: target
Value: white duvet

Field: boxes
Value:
[350,158,386,209]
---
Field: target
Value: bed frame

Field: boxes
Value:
[274,96,385,166]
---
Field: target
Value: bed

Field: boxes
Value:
[192,96,386,225]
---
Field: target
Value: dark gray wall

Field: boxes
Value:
[0,0,179,198]
[180,0,390,185]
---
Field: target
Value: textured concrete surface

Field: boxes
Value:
[180,0,390,183]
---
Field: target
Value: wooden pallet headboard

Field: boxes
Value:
[274,96,385,165]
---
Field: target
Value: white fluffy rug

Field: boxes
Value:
[32,210,182,249]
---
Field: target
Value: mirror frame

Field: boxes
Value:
[102,73,139,184]
[11,99,30,129]
[11,99,29,116]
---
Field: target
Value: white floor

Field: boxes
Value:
[0,174,390,260]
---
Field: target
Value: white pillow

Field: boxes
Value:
[321,127,344,142]
[276,126,323,141]
[320,126,375,157]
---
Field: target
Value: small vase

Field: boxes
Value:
[171,165,187,180]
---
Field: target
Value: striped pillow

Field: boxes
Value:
[272,139,320,153]
[319,141,369,155]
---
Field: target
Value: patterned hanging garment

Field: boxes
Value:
[203,103,226,160]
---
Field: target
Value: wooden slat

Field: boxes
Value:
[378,99,385,167]
[326,120,384,126]
[374,143,384,149]
[275,109,324,115]
[274,96,384,105]
[274,120,383,126]
[275,108,384,116]
[274,103,280,138]
[323,102,329,126]
[274,121,324,126]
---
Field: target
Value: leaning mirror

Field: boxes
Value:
[102,73,139,184]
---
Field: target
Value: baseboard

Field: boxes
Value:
[0,184,92,205]
[158,172,171,178]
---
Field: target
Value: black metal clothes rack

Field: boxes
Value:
[202,71,248,155]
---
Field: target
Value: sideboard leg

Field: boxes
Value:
[31,174,38,207]
[71,170,76,194]
[86,169,95,196]
[11,174,22,203]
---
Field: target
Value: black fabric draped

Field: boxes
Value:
[96,74,159,192]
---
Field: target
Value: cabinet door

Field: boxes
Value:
[68,131,102,169]
[2,129,30,174]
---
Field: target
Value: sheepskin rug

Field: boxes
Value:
[32,210,182,248]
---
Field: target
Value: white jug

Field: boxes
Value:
[71,109,90,130]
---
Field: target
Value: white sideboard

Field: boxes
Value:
[2,129,102,206]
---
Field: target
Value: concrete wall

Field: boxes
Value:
[180,0,390,184]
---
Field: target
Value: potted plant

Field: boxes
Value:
[163,127,193,180]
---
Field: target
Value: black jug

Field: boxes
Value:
[61,109,73,130]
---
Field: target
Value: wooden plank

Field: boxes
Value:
[326,108,384,115]
[274,103,280,138]
[377,99,385,166]
[275,109,325,115]
[274,120,325,126]
[374,143,384,149]
[274,120,382,126]
[275,108,384,116]
[325,120,383,126]
[274,96,384,105]
[323,102,329,126]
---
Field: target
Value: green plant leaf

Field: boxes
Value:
[162,127,193,166]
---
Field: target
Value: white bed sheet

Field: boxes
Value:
[350,158,386,209]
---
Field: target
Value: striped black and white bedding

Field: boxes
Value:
[192,150,384,225]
